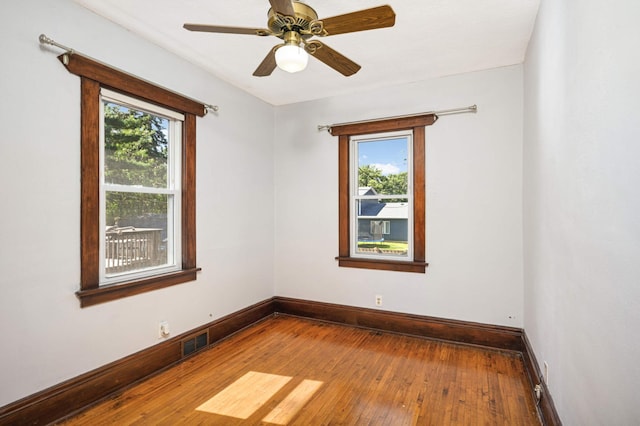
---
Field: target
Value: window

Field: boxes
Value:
[101,90,182,284]
[331,113,437,273]
[352,131,412,260]
[59,53,205,307]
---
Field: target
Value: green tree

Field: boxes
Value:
[104,102,168,187]
[358,164,385,193]
[380,171,408,195]
[103,102,169,225]
[358,165,407,197]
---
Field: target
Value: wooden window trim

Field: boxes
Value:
[331,114,437,273]
[60,54,204,307]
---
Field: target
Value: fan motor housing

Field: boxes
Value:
[267,1,319,38]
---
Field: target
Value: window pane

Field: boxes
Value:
[104,102,169,188]
[357,137,408,196]
[355,199,409,257]
[105,192,170,276]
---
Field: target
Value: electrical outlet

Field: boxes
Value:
[159,321,170,338]
[375,295,383,306]
[543,361,549,384]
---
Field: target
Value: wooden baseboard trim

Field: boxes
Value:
[0,296,560,425]
[521,331,563,426]
[274,297,561,425]
[273,296,524,351]
[0,298,276,426]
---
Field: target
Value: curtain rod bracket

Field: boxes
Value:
[205,104,219,115]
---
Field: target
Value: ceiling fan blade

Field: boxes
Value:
[319,5,396,36]
[183,23,270,36]
[269,0,296,16]
[253,47,279,77]
[305,41,361,76]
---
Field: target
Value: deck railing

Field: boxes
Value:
[105,227,163,274]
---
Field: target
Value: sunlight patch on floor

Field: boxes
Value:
[262,379,324,425]
[196,371,323,423]
[196,371,292,419]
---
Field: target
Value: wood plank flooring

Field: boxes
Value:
[59,315,540,425]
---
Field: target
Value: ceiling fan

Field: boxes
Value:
[183,0,395,77]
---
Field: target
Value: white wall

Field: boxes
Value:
[274,66,524,327]
[0,0,275,406]
[523,0,640,423]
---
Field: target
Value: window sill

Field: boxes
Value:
[335,257,427,273]
[76,268,200,307]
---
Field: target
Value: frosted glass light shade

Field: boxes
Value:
[275,44,309,73]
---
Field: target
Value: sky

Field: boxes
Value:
[357,136,408,175]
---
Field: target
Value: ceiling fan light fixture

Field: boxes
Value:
[183,3,396,77]
[275,44,308,73]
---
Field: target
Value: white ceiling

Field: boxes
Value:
[73,0,540,106]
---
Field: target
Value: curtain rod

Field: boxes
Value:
[317,105,477,133]
[38,34,219,115]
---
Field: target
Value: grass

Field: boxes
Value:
[357,241,408,251]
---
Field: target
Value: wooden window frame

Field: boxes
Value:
[331,114,437,273]
[59,54,205,307]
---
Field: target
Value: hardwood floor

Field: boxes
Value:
[59,315,540,425]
